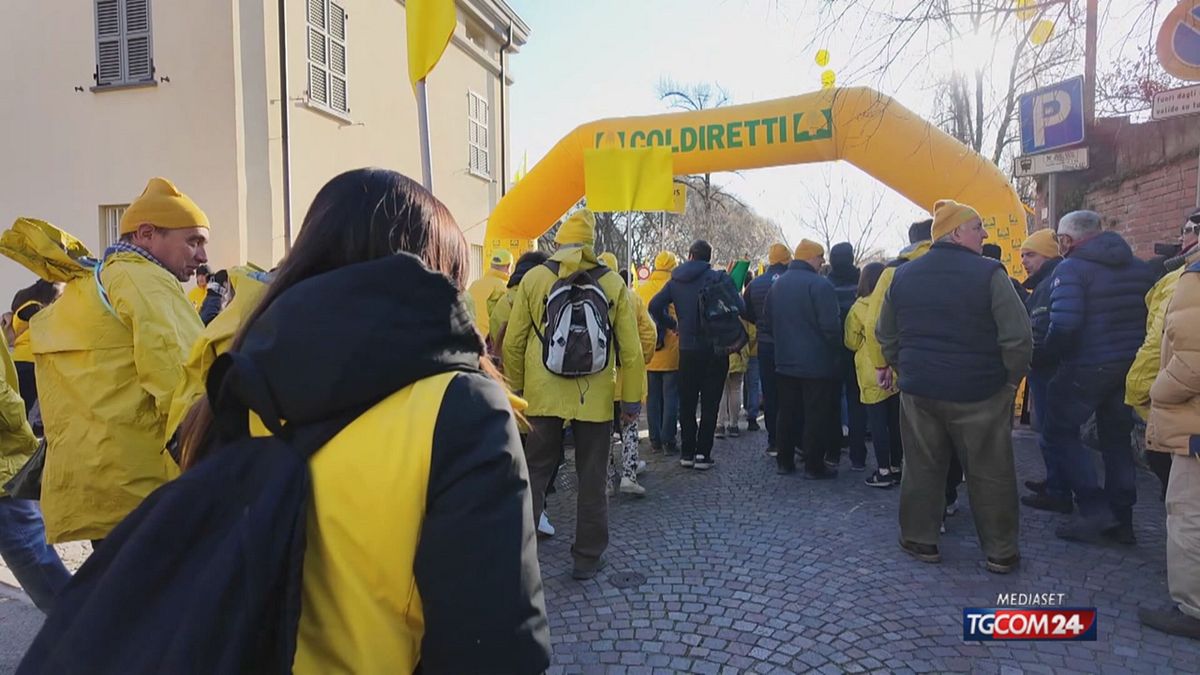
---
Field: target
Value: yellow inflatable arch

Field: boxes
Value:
[486,86,1028,272]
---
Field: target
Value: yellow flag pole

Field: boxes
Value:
[416,78,434,191]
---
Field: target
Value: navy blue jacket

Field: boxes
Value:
[1023,256,1061,369]
[649,260,744,353]
[1042,232,1154,367]
[741,263,788,345]
[763,261,841,379]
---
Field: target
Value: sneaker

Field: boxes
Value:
[747,419,761,431]
[572,556,607,581]
[537,512,555,537]
[1103,522,1136,546]
[1056,514,1121,544]
[1139,606,1200,640]
[944,502,959,517]
[824,458,839,470]
[679,458,695,468]
[899,538,941,563]
[765,446,778,458]
[635,460,647,475]
[620,476,647,496]
[803,468,838,480]
[865,469,895,488]
[985,554,1021,574]
[729,425,741,438]
[693,457,715,471]
[850,462,867,472]
[1024,479,1047,495]
[715,426,727,439]
[1021,493,1073,514]
[890,466,903,481]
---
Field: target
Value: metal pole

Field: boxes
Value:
[626,214,633,278]
[1084,0,1098,131]
[1048,173,1059,230]
[277,0,293,252]
[416,79,434,191]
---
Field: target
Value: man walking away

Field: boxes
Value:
[766,240,842,479]
[879,200,1032,574]
[1039,211,1154,545]
[1019,229,1070,513]
[828,242,866,469]
[650,240,744,471]
[503,210,645,579]
[742,244,791,457]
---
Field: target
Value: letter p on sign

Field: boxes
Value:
[1019,76,1085,155]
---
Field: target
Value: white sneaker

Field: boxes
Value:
[635,460,647,475]
[945,503,959,517]
[538,512,555,537]
[620,476,646,496]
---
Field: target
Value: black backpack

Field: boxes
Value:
[698,272,747,355]
[17,353,376,675]
[533,261,612,377]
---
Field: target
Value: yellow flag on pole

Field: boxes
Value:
[583,147,674,212]
[407,0,456,86]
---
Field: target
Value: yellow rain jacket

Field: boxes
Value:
[10,301,44,364]
[187,285,207,313]
[503,246,645,421]
[1126,248,1200,418]
[1147,267,1200,456]
[863,241,932,370]
[844,297,897,404]
[467,269,509,335]
[0,217,201,542]
[729,321,753,374]
[0,343,37,491]
[636,268,680,372]
[613,292,657,402]
[489,288,515,347]
[164,268,269,449]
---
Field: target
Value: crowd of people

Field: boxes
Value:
[0,168,1195,672]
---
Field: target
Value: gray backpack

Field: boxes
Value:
[534,262,612,377]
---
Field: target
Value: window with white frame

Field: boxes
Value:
[94,0,154,88]
[307,0,350,116]
[100,205,128,249]
[468,91,490,178]
[470,244,484,281]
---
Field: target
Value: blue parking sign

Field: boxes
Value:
[1019,76,1086,155]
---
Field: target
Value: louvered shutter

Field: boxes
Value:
[123,0,152,82]
[95,0,122,85]
[328,1,348,113]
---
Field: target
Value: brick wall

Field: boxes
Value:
[1083,154,1199,258]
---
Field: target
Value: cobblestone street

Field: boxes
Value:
[536,428,1200,673]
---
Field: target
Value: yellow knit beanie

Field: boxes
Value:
[793,239,824,261]
[653,251,678,272]
[120,177,210,235]
[768,243,791,266]
[1021,229,1059,258]
[930,199,980,242]
[555,210,596,246]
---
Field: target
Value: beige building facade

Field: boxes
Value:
[0,0,529,303]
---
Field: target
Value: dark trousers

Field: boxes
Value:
[840,348,868,466]
[759,342,779,448]
[526,418,610,569]
[1028,367,1069,498]
[867,396,903,470]
[1042,362,1138,526]
[777,374,840,474]
[646,370,680,448]
[14,361,36,416]
[678,349,729,461]
[0,497,70,613]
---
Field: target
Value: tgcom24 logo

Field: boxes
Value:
[963,607,1098,642]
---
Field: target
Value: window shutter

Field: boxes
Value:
[123,0,152,82]
[307,0,325,29]
[95,0,122,85]
[328,2,348,113]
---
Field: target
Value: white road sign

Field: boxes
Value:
[1013,147,1090,177]
[1151,83,1200,121]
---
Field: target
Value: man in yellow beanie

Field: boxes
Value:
[467,248,513,336]
[1018,227,1070,514]
[503,209,645,579]
[877,199,1032,574]
[638,251,682,454]
[764,239,842,477]
[740,242,792,457]
[30,177,207,544]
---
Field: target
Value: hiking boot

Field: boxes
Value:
[729,425,741,438]
[865,469,895,488]
[715,426,727,439]
[1103,522,1136,546]
[899,538,941,563]
[620,476,647,497]
[803,468,838,480]
[572,556,607,581]
[986,554,1021,574]
[1021,493,1073,514]
[1056,514,1121,544]
[766,446,779,458]
[537,512,555,537]
[679,457,695,468]
[693,456,715,471]
[1139,606,1200,640]
[1024,479,1047,495]
[747,419,761,431]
